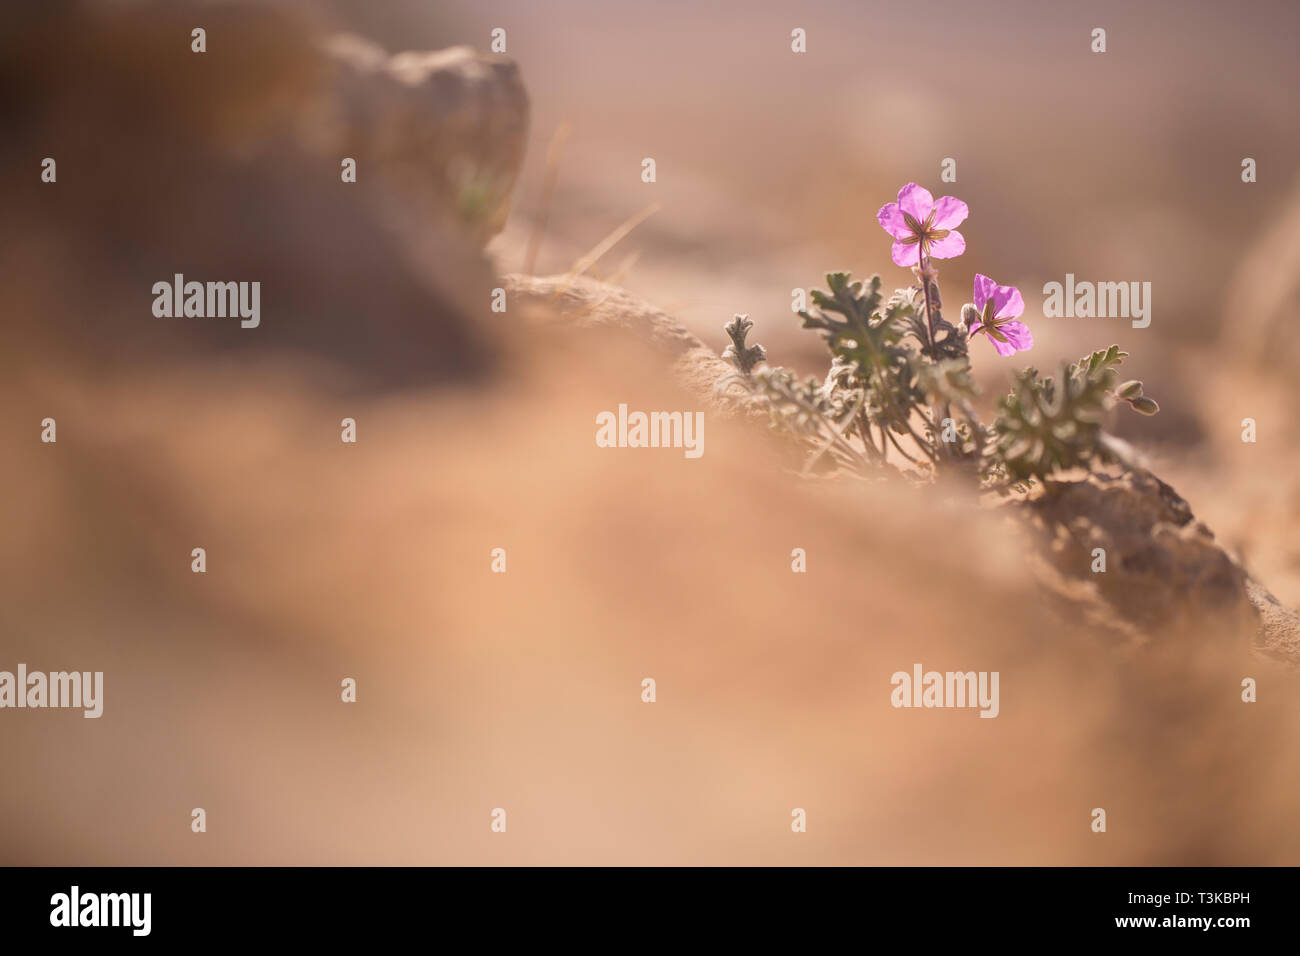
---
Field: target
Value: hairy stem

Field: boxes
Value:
[957,398,989,459]
[868,360,937,464]
[882,424,924,465]
[919,254,937,357]
[804,390,869,473]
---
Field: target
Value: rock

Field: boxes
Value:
[1020,470,1258,644]
[1248,580,1300,665]
[505,273,764,414]
[0,4,500,389]
[321,35,529,244]
[510,272,1300,660]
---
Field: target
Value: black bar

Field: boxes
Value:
[0,867,1279,943]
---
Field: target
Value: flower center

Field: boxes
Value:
[901,210,951,254]
[981,299,1010,342]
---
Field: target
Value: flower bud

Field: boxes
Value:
[1116,379,1144,400]
[1129,396,1160,415]
[960,303,980,330]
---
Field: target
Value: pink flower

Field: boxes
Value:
[967,274,1032,356]
[876,183,968,267]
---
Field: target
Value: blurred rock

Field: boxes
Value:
[320,35,529,245]
[0,1,502,390]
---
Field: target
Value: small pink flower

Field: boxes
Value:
[876,183,968,267]
[968,274,1032,356]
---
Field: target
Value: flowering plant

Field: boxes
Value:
[719,183,1158,488]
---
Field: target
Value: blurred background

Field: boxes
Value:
[1,0,1299,865]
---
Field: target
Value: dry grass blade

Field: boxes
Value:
[522,120,572,275]
[557,201,662,296]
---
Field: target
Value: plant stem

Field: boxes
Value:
[917,252,957,461]
[859,420,884,459]
[919,253,938,357]
[958,398,988,459]
[882,424,923,465]
[804,390,869,473]
[868,361,937,463]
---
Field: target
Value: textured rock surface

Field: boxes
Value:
[322,35,529,244]
[1249,580,1300,665]
[1021,470,1257,644]
[505,273,763,413]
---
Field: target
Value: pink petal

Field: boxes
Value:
[992,284,1025,320]
[926,229,965,259]
[991,320,1033,356]
[897,183,935,221]
[990,335,1018,357]
[1000,320,1033,350]
[876,202,913,240]
[930,196,968,230]
[891,239,920,267]
[973,274,996,312]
